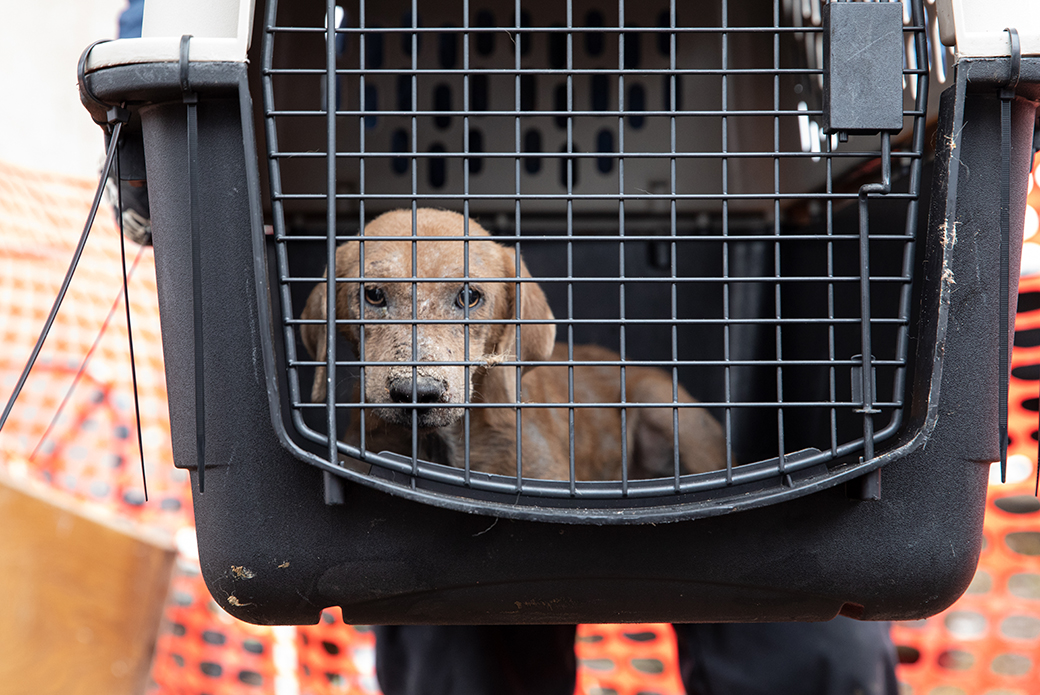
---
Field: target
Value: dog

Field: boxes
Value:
[300,208,726,480]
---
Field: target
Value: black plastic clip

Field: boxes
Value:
[998,28,1020,484]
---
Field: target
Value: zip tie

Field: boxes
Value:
[999,27,1020,484]
[181,34,207,494]
[77,40,130,129]
[115,138,149,501]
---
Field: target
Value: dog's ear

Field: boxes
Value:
[301,242,361,402]
[495,247,556,368]
[300,279,329,403]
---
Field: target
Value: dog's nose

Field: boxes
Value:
[388,376,446,404]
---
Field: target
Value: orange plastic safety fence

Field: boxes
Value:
[150,562,279,694]
[575,623,684,695]
[290,615,686,695]
[0,162,190,528]
[297,608,380,695]
[0,162,276,695]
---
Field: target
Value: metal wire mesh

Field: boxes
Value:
[260,0,932,512]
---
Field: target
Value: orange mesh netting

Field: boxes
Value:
[0,163,185,523]
[574,624,684,695]
[0,161,279,695]
[296,609,380,695]
[291,617,686,695]
[150,558,280,694]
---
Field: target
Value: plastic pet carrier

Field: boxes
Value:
[79,0,1040,625]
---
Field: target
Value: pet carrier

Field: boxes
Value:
[79,0,1039,625]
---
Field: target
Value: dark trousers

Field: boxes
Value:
[375,619,898,695]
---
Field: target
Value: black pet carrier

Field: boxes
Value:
[78,0,1040,625]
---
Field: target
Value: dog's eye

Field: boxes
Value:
[364,286,386,307]
[456,287,483,310]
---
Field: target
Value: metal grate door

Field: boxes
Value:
[260,0,933,521]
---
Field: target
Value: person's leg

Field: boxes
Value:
[374,625,579,695]
[673,619,899,695]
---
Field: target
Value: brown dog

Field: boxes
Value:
[300,208,726,480]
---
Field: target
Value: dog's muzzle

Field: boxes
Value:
[388,376,447,405]
[380,375,457,428]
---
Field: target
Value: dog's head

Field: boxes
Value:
[301,208,556,430]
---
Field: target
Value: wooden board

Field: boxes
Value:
[0,467,176,694]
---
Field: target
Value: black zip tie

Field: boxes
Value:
[115,137,149,501]
[999,27,1020,484]
[181,34,207,494]
[0,118,127,437]
[78,40,122,128]
[76,40,146,497]
[29,245,146,463]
